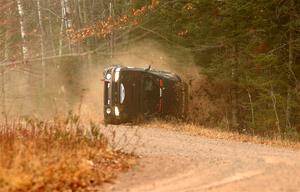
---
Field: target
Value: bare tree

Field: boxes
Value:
[47,0,57,55]
[16,0,28,60]
[59,0,73,55]
[109,0,115,58]
[62,0,73,29]
[285,0,296,132]
[37,0,46,88]
[270,86,281,136]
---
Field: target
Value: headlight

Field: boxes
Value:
[114,68,121,82]
[106,108,112,114]
[106,73,112,80]
[114,106,120,116]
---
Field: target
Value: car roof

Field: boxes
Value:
[104,65,181,81]
[105,65,172,74]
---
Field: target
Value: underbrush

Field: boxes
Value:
[187,75,300,140]
[0,113,135,192]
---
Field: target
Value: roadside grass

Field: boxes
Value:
[145,119,300,150]
[0,113,136,192]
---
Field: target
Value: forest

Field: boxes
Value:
[0,0,300,139]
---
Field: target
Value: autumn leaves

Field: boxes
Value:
[67,1,160,43]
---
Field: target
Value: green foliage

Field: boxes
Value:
[131,0,300,137]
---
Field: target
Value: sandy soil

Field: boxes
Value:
[101,125,300,192]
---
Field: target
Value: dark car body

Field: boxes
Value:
[103,65,188,124]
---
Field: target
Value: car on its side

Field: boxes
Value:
[103,65,188,124]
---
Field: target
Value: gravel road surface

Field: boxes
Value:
[102,125,300,192]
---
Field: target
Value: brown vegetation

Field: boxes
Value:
[0,113,136,192]
[187,75,230,128]
[67,1,160,43]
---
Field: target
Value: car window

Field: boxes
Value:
[144,77,154,91]
[142,75,160,114]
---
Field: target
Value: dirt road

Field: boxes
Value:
[102,125,300,192]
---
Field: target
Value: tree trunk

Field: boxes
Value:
[1,7,12,117]
[77,0,83,27]
[16,0,30,104]
[286,87,292,132]
[286,0,295,132]
[16,0,28,60]
[82,0,93,71]
[270,86,281,136]
[121,0,130,49]
[109,0,115,59]
[1,67,5,115]
[231,45,240,130]
[1,31,8,115]
[62,0,73,52]
[47,0,56,55]
[247,89,255,133]
[59,0,65,56]
[82,0,87,23]
[63,0,73,29]
[37,0,46,88]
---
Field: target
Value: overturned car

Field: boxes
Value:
[103,65,188,124]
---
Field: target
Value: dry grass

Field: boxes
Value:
[145,119,300,150]
[0,113,136,192]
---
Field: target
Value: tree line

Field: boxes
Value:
[143,0,300,138]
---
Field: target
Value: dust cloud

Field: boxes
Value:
[111,39,197,76]
[2,39,211,123]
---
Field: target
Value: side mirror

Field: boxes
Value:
[146,65,151,71]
